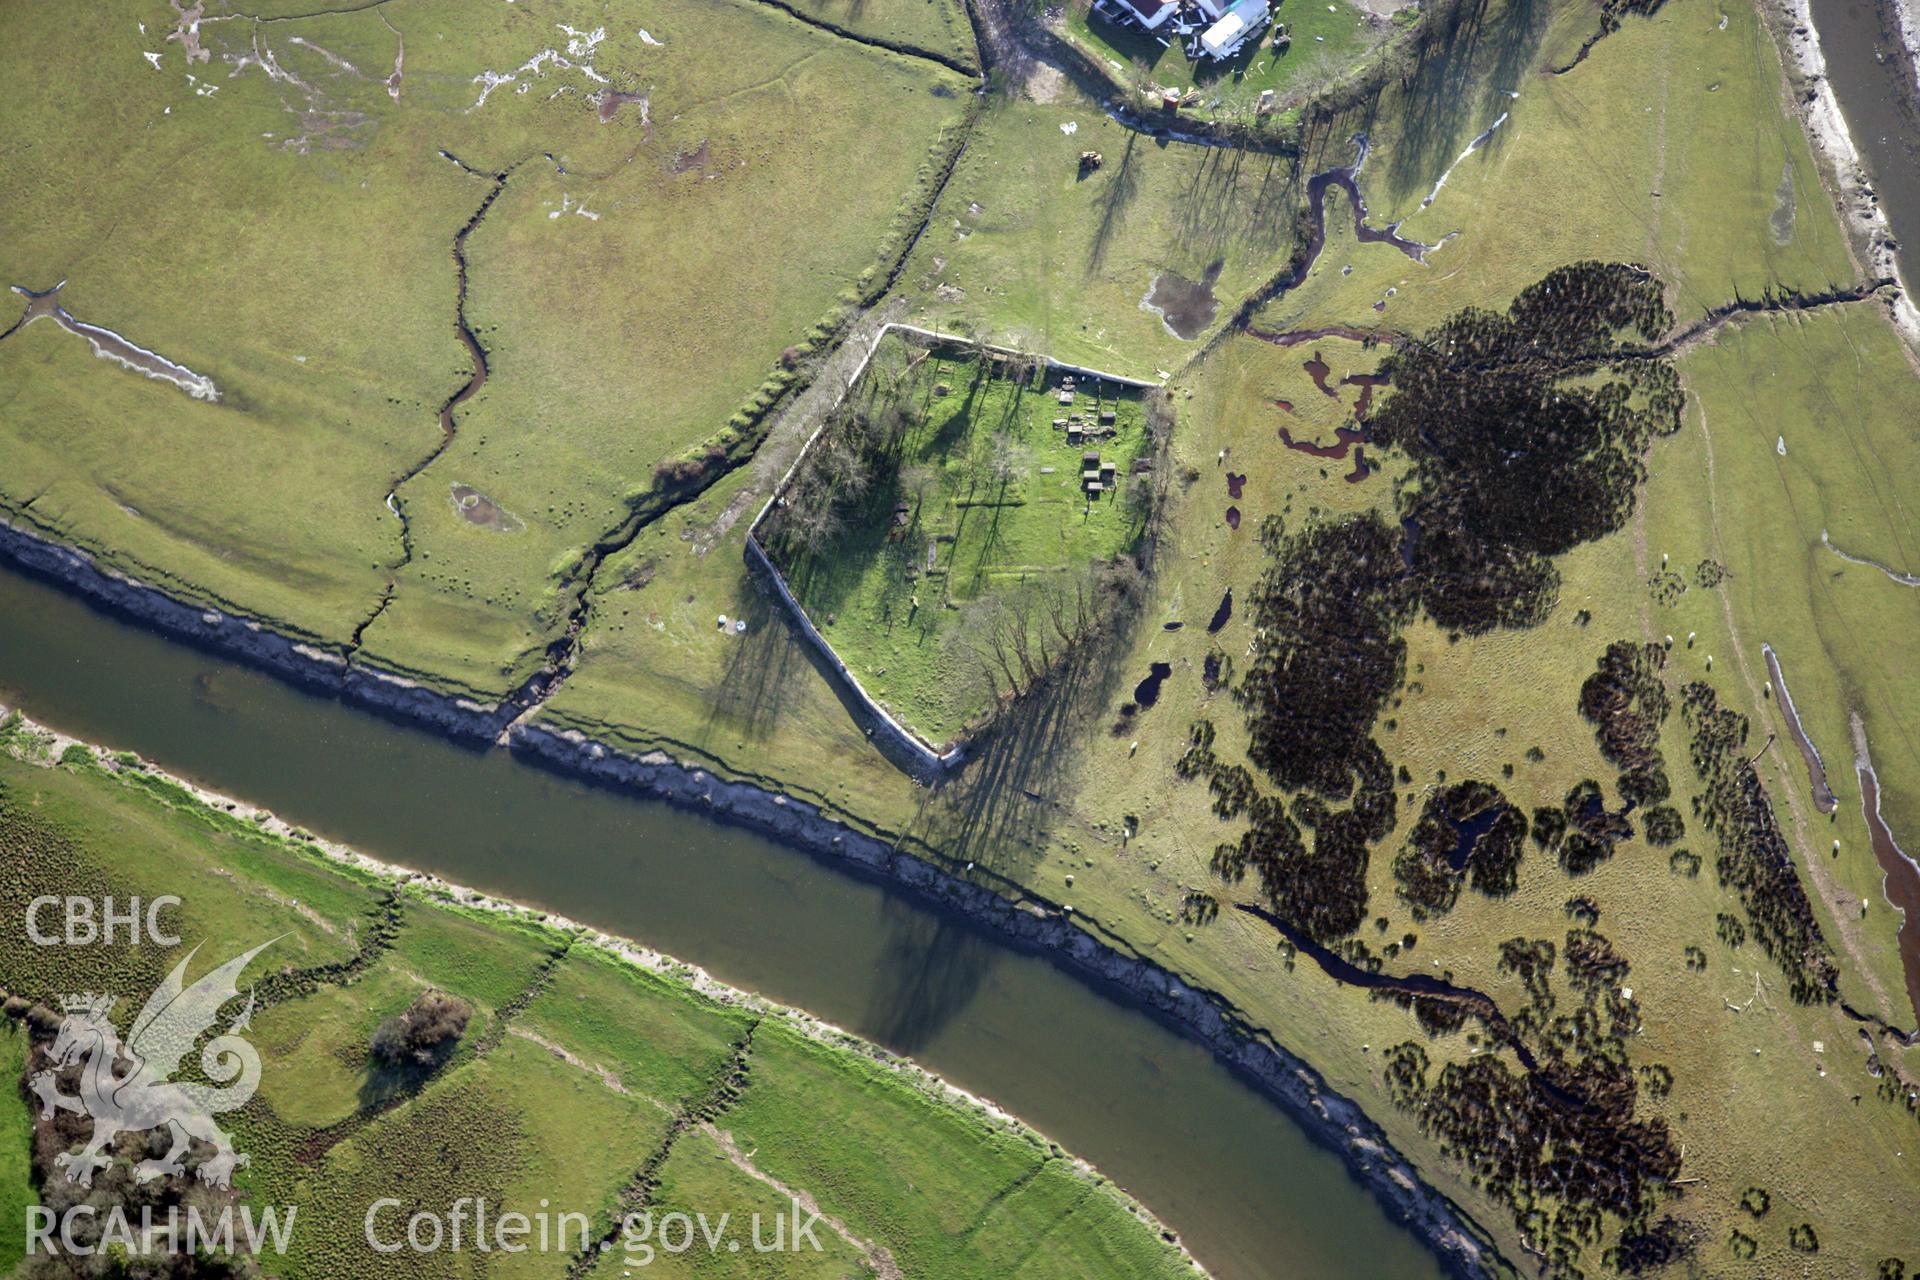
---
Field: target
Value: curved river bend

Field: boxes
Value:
[0,559,1442,1280]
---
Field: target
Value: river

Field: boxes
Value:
[0,558,1443,1280]
[1810,0,1920,290]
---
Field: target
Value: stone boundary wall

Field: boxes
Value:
[742,323,1160,778]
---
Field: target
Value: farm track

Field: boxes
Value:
[566,1019,763,1278]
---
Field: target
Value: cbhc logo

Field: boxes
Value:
[26,896,182,947]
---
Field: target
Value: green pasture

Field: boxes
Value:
[898,93,1302,373]
[0,1026,28,1266]
[538,0,1920,1269]
[724,1019,1199,1279]
[777,338,1152,743]
[0,0,970,703]
[1261,0,1856,339]
[784,0,980,67]
[363,0,973,698]
[585,1123,872,1278]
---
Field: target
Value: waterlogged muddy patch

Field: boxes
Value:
[595,88,649,124]
[1854,715,1920,1024]
[669,139,710,175]
[450,483,521,532]
[1206,588,1233,633]
[6,283,218,401]
[1279,423,1367,460]
[1762,643,1837,812]
[1770,161,1796,244]
[1140,260,1223,340]
[1133,661,1173,709]
[1304,352,1337,396]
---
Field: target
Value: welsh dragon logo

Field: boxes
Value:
[29,939,278,1189]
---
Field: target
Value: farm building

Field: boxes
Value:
[1199,0,1273,58]
[1090,0,1272,59]
[1092,0,1182,35]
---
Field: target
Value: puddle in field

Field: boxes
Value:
[1132,661,1174,709]
[669,139,710,174]
[1763,643,1838,813]
[1343,371,1387,418]
[4,282,219,401]
[1206,589,1233,633]
[1226,472,1246,499]
[595,88,649,123]
[1279,424,1367,459]
[1224,506,1241,530]
[1304,352,1337,396]
[1141,260,1224,340]
[450,483,522,532]
[1443,803,1508,870]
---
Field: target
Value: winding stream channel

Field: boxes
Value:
[0,557,1443,1280]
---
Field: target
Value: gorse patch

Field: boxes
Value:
[1373,262,1684,632]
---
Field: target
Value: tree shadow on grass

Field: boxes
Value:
[704,582,823,743]
[856,622,1143,1053]
[1175,145,1296,266]
[1087,133,1143,277]
[1375,0,1550,208]
[912,596,1146,882]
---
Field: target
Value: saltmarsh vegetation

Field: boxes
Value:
[0,734,1198,1279]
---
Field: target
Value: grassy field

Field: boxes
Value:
[896,92,1304,374]
[363,0,975,697]
[1648,303,1920,1009]
[784,0,980,67]
[0,725,1197,1278]
[1260,0,1857,336]
[773,336,1153,743]
[0,1027,28,1266]
[1059,0,1386,119]
[0,0,971,702]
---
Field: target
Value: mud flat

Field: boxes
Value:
[3,282,219,400]
[1853,714,1920,1025]
[1762,642,1840,812]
